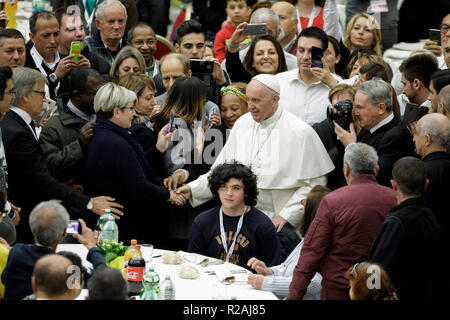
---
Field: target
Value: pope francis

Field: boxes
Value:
[176,74,335,232]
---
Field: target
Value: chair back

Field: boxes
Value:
[155,34,176,60]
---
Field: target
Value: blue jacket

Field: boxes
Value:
[83,118,170,243]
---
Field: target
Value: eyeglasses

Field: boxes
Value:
[33,90,46,98]
[120,105,135,111]
[5,89,15,96]
[439,23,450,34]
[350,263,359,278]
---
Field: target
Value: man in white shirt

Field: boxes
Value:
[26,10,90,101]
[176,73,334,233]
[398,53,438,115]
[276,26,335,125]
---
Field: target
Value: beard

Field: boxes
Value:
[277,28,286,42]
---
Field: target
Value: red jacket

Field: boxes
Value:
[287,175,397,300]
[213,21,236,63]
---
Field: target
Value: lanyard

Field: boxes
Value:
[82,0,96,32]
[297,5,317,33]
[219,205,247,263]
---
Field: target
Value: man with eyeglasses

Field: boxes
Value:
[0,67,123,244]
[0,66,21,247]
[127,22,159,79]
[423,13,450,70]
[39,66,103,192]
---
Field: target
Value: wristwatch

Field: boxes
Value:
[49,73,58,83]
[86,198,93,210]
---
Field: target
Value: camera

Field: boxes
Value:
[327,99,354,130]
[190,59,214,74]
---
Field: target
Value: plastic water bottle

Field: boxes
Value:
[140,268,160,300]
[32,0,45,13]
[159,275,175,300]
[97,209,118,245]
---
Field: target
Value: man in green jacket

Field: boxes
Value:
[39,66,103,191]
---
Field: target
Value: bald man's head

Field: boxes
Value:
[32,254,73,299]
[414,113,450,157]
[272,1,298,41]
[438,84,450,117]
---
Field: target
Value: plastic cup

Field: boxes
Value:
[141,244,154,264]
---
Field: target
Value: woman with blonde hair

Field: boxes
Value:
[345,262,398,300]
[109,46,146,81]
[344,13,382,56]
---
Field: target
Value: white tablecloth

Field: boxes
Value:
[56,244,278,300]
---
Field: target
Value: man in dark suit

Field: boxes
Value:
[0,67,122,243]
[334,79,415,187]
[369,157,441,299]
[411,113,450,296]
[1,201,105,300]
[25,10,91,101]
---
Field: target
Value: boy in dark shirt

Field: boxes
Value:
[188,161,281,269]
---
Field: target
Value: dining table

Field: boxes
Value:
[56,243,279,301]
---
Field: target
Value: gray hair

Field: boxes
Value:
[29,201,70,246]
[438,84,450,113]
[250,8,279,33]
[11,67,47,106]
[95,0,127,21]
[420,114,450,148]
[94,82,137,113]
[343,143,379,176]
[357,79,393,113]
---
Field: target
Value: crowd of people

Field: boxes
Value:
[0,0,449,301]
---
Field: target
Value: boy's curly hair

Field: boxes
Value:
[208,161,258,207]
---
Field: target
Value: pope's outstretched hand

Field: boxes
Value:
[175,185,192,204]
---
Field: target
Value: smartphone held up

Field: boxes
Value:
[311,46,324,68]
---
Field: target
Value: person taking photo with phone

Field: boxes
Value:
[276,26,338,126]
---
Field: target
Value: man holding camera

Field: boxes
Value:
[334,79,415,187]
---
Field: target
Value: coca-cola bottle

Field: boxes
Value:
[127,244,146,296]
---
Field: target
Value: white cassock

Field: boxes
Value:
[188,105,335,230]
